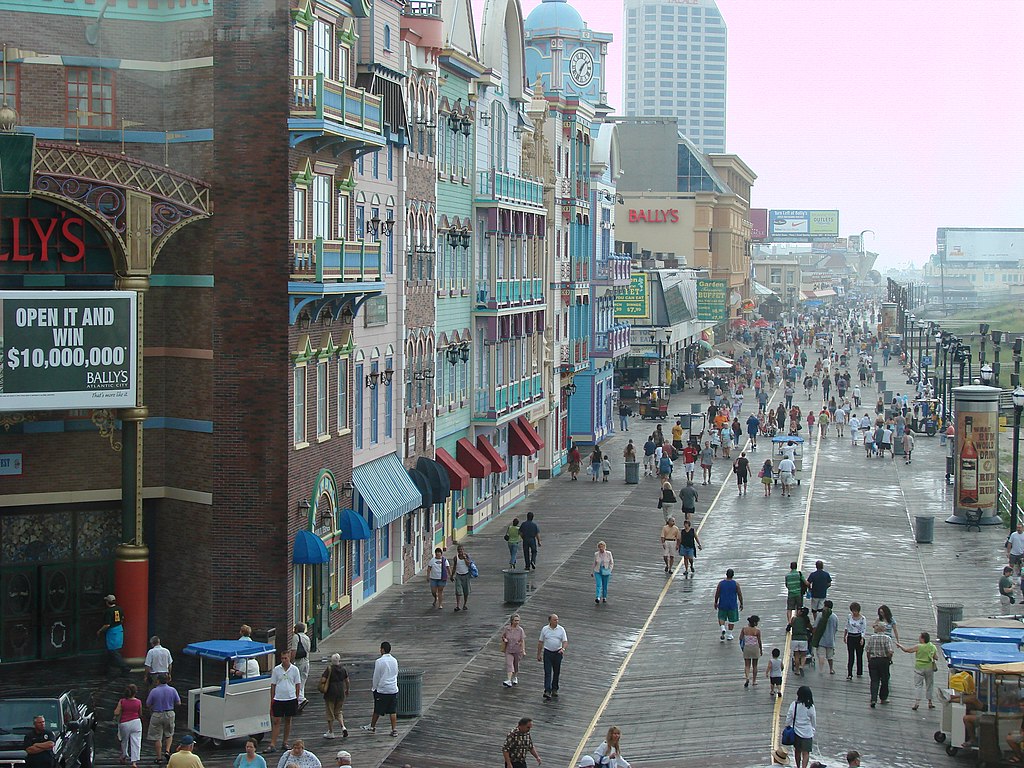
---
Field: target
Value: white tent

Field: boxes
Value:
[697,357,734,370]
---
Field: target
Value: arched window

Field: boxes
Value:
[383,25,391,51]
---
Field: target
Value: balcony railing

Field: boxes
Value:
[476,169,545,209]
[403,0,441,16]
[290,74,383,136]
[292,237,382,282]
[475,277,545,309]
[594,255,632,285]
[593,323,631,359]
[473,374,544,420]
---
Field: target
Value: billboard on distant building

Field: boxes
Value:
[749,208,768,240]
[768,210,839,242]
[937,228,1024,264]
[614,273,651,319]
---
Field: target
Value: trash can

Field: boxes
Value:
[251,628,276,672]
[678,414,691,430]
[624,461,640,484]
[503,569,528,604]
[914,515,934,544]
[937,603,964,642]
[396,670,423,718]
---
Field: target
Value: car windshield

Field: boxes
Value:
[0,701,60,734]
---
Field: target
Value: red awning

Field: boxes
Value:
[456,437,492,478]
[517,415,545,451]
[476,435,508,473]
[509,418,536,457]
[434,447,470,491]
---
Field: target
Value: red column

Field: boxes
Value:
[115,545,150,663]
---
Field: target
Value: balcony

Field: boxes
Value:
[476,169,545,210]
[402,1,444,48]
[559,337,590,374]
[554,258,590,288]
[291,237,382,283]
[474,277,545,311]
[593,322,631,360]
[289,74,386,152]
[593,255,632,287]
[472,373,545,422]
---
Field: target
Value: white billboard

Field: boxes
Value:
[938,228,1024,264]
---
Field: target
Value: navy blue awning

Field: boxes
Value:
[293,529,330,564]
[407,468,433,509]
[337,508,372,541]
[416,456,451,502]
[352,452,423,528]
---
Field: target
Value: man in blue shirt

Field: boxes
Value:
[714,569,744,642]
[746,414,760,449]
[807,560,833,620]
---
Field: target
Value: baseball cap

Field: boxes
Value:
[104,594,116,602]
[577,758,595,768]
[335,751,351,760]
[180,736,196,746]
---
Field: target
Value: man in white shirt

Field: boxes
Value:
[778,457,796,497]
[145,636,173,685]
[1007,523,1024,576]
[833,407,847,438]
[362,642,399,737]
[849,414,861,445]
[265,651,301,753]
[288,623,312,708]
[536,614,568,701]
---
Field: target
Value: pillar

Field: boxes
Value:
[949,385,1001,525]
[115,275,150,661]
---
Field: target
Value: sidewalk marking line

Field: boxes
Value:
[769,425,823,762]
[567,388,780,768]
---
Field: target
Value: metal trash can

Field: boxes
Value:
[503,569,528,604]
[624,461,640,485]
[937,603,964,642]
[396,670,423,718]
[251,628,276,671]
[914,515,934,544]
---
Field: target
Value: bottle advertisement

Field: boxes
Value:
[955,408,998,514]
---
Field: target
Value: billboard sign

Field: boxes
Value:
[768,209,840,242]
[695,279,728,322]
[1,291,137,411]
[937,228,1024,264]
[614,273,650,320]
[952,387,1001,524]
[749,208,768,240]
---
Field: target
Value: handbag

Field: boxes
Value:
[317,665,332,695]
[469,560,479,578]
[781,705,797,746]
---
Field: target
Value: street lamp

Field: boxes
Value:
[1013,386,1024,530]
[981,363,994,386]
[651,327,671,388]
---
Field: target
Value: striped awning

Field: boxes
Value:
[352,452,423,529]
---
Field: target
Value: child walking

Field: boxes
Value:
[601,455,611,482]
[767,647,784,698]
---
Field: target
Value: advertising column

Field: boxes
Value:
[950,385,1001,525]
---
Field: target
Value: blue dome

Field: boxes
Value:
[524,0,585,33]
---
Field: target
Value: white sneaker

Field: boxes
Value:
[727,633,735,641]
[322,732,336,739]
[720,628,726,641]
[511,676,518,685]
[502,680,513,688]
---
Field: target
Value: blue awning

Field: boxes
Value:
[407,468,433,509]
[352,452,423,528]
[293,529,330,564]
[338,507,372,541]
[182,640,275,661]
[416,456,451,501]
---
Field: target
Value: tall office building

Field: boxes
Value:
[622,0,728,154]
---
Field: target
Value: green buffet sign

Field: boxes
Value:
[614,273,650,319]
[696,279,728,322]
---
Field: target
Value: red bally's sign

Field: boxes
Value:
[628,209,679,224]
[0,213,87,263]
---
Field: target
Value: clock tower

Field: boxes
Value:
[523,0,612,114]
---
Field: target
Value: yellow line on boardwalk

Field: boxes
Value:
[567,391,779,768]
[768,427,824,763]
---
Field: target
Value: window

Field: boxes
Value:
[293,28,307,77]
[370,362,379,444]
[316,360,328,437]
[383,24,392,51]
[312,175,331,239]
[364,296,387,327]
[293,188,306,240]
[330,542,347,604]
[337,358,349,431]
[369,206,380,242]
[354,364,364,448]
[337,194,349,239]
[387,146,393,181]
[355,205,365,238]
[385,356,393,438]
[372,151,379,179]
[337,45,349,83]
[313,19,333,79]
[385,209,394,274]
[2,63,18,112]
[491,103,508,171]
[66,68,114,128]
[293,366,306,444]
[379,524,390,560]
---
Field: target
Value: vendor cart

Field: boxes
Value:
[183,640,276,746]
[638,387,670,421]
[913,398,940,436]
[771,435,804,484]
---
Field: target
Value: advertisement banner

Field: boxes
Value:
[937,228,1024,264]
[749,208,768,240]
[614,273,650,319]
[768,209,840,242]
[695,279,728,322]
[1,291,138,411]
[953,387,1000,523]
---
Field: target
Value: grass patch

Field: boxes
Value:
[943,301,1024,336]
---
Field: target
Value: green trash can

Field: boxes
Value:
[624,461,640,484]
[396,670,423,718]
[503,569,528,604]
[937,603,963,642]
[914,515,934,544]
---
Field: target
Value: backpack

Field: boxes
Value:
[294,635,308,660]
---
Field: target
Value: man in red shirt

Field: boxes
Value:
[682,444,698,484]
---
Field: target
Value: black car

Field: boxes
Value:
[0,694,95,768]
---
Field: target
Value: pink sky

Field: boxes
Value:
[471,0,1024,269]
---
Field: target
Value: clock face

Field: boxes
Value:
[568,48,594,88]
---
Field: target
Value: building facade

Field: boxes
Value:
[622,0,727,154]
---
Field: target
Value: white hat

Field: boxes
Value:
[330,653,341,663]
[335,750,351,760]
[578,758,595,768]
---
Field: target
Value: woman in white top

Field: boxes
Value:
[593,726,631,768]
[844,601,867,679]
[593,542,614,604]
[786,685,817,768]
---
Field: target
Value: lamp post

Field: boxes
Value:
[992,330,1004,388]
[1012,386,1024,530]
[981,363,994,387]
[651,327,671,389]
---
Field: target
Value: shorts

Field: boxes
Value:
[680,547,696,559]
[373,691,398,716]
[454,573,470,596]
[743,643,762,660]
[324,697,346,721]
[147,710,175,741]
[662,540,677,557]
[1011,553,1024,567]
[717,608,739,624]
[809,597,826,611]
[271,699,298,718]
[787,595,804,611]
[770,677,783,686]
[818,646,835,660]
[780,472,794,487]
[684,463,695,473]
[429,578,446,588]
[881,442,891,451]
[794,735,813,755]
[681,507,695,518]
[791,640,809,653]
